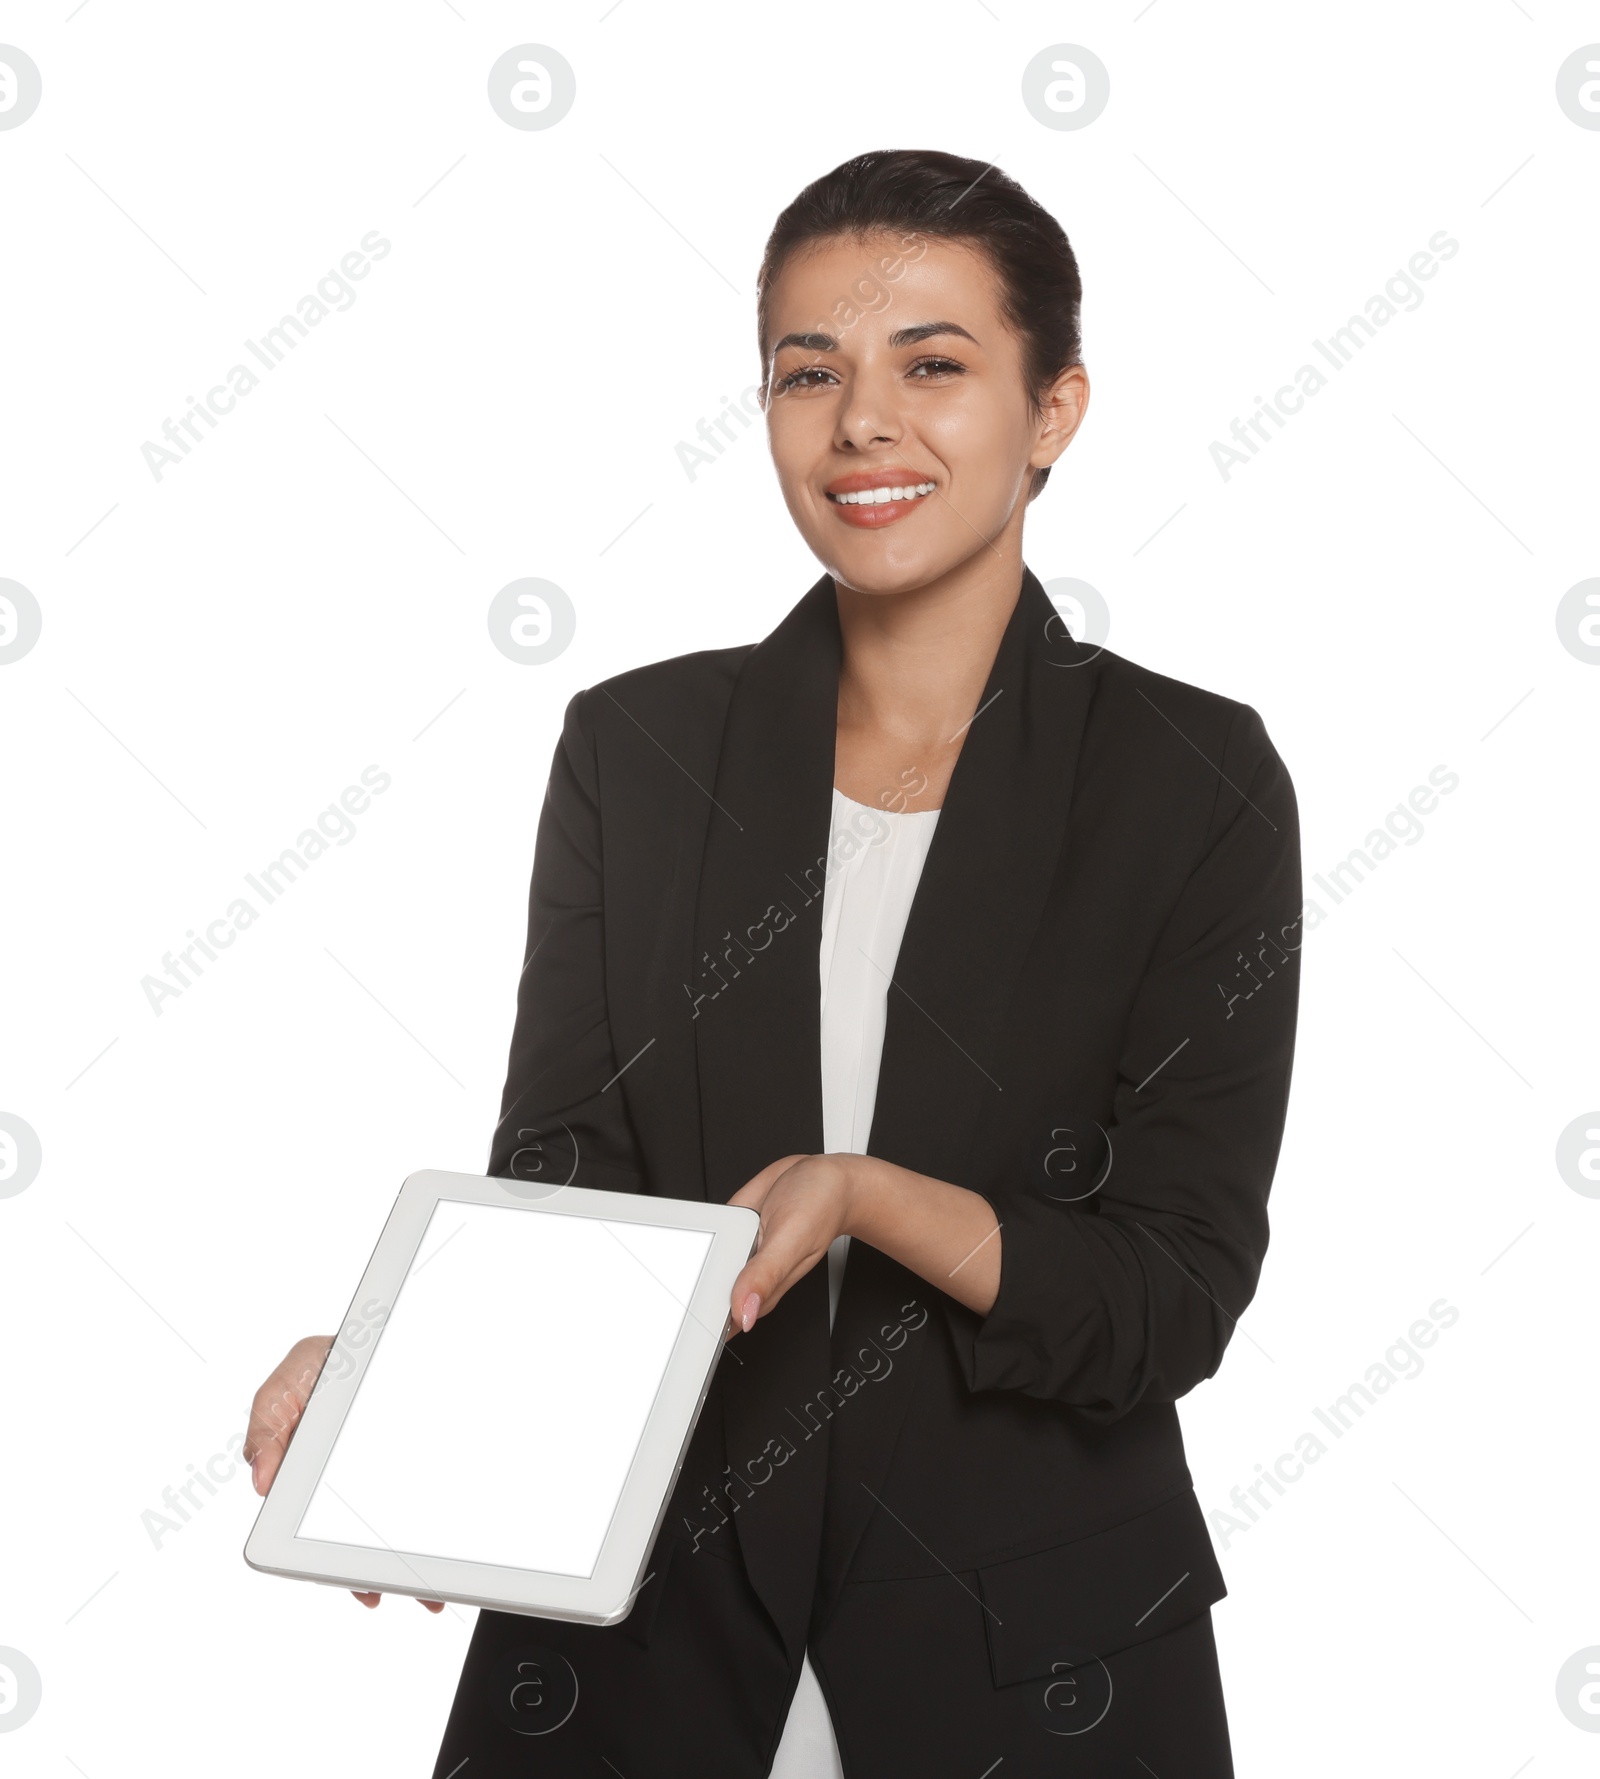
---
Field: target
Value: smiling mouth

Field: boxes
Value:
[825,481,937,506]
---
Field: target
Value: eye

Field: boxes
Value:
[907,355,965,380]
[773,364,837,395]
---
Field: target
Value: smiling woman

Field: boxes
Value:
[245,148,1301,1779]
[756,203,1086,617]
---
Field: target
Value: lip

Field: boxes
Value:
[823,466,939,530]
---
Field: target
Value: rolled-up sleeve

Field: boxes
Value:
[946,701,1302,1420]
[486,689,648,1194]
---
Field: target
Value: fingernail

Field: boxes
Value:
[740,1292,761,1332]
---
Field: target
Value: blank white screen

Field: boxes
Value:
[296,1199,714,1577]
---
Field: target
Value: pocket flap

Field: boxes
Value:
[977,1488,1226,1687]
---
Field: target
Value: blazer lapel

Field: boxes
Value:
[691,571,841,1669]
[689,565,1100,1656]
[815,566,1099,1615]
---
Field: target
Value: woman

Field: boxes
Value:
[246,149,1301,1776]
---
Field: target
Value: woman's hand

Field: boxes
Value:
[244,1334,444,1613]
[726,1152,1004,1331]
[725,1153,859,1333]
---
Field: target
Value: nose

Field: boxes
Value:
[834,365,904,455]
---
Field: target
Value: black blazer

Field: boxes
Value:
[432,566,1302,1777]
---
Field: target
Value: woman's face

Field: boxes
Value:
[759,230,1087,597]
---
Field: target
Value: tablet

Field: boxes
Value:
[244,1168,759,1625]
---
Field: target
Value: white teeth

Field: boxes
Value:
[830,481,935,505]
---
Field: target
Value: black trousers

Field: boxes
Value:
[429,1533,1235,1778]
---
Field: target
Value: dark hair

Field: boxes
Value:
[756,149,1083,499]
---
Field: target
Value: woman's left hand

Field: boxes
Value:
[725,1152,861,1335]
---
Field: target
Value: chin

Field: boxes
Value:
[819,537,981,601]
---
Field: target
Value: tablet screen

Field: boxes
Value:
[294,1198,715,1578]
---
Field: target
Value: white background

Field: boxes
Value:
[1,3,1596,1773]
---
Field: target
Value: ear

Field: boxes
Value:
[1030,362,1090,473]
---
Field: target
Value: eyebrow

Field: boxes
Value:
[768,320,980,356]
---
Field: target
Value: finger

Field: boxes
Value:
[352,1591,380,1608]
[420,1599,445,1613]
[242,1388,295,1471]
[730,1237,828,1332]
[243,1364,311,1469]
[245,1412,292,1492]
[250,1443,283,1496]
[244,1339,333,1488]
[246,1388,304,1493]
[732,1210,821,1304]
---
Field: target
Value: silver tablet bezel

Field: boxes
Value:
[243,1168,759,1625]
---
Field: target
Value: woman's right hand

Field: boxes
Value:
[244,1334,443,1613]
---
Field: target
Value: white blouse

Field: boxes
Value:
[768,786,941,1778]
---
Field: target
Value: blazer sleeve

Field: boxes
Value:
[945,701,1302,1421]
[485,688,649,1194]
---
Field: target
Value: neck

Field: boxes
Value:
[832,547,1025,747]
